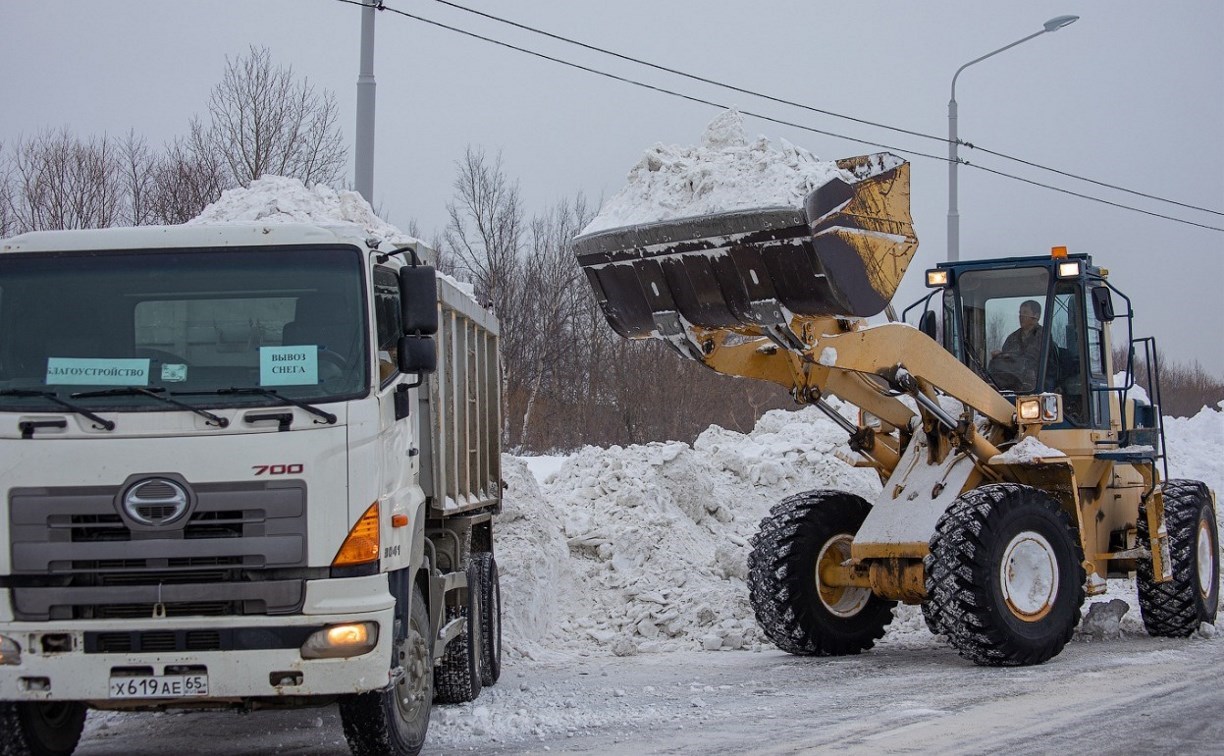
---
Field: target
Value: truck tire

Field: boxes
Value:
[747,490,895,655]
[433,562,483,704]
[473,552,502,686]
[339,584,433,756]
[926,483,1085,666]
[1137,479,1220,637]
[0,701,87,756]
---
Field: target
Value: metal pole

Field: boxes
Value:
[946,16,1078,262]
[355,0,377,205]
[947,96,959,262]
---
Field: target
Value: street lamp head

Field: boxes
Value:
[1043,15,1080,32]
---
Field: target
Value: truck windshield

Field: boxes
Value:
[0,245,368,412]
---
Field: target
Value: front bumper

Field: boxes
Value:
[0,575,396,704]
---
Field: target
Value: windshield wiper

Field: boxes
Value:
[0,389,116,431]
[71,387,229,428]
[173,387,337,425]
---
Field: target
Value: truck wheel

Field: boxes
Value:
[926,483,1085,666]
[747,490,895,655]
[473,552,502,686]
[1137,479,1220,636]
[0,701,87,756]
[339,584,433,756]
[433,562,483,704]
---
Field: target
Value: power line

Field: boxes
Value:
[419,0,1224,220]
[334,0,1224,233]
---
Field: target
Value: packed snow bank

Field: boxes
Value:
[500,404,885,656]
[581,108,855,234]
[187,175,477,296]
[501,401,1224,656]
[189,175,419,247]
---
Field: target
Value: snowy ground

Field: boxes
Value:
[77,401,1224,754]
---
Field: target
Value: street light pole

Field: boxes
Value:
[947,15,1079,262]
[354,0,377,205]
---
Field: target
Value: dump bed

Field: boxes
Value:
[573,153,917,355]
[419,276,501,515]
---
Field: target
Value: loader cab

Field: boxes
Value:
[925,253,1111,429]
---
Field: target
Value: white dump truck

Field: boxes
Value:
[0,222,502,756]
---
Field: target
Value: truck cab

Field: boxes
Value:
[0,223,501,756]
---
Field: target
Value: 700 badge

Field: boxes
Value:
[252,464,304,476]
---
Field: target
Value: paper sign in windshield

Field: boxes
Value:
[46,358,151,386]
[260,346,318,386]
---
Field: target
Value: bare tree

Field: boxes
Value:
[192,46,347,188]
[147,137,227,224]
[444,147,523,307]
[119,131,157,226]
[3,128,125,232]
[0,142,14,238]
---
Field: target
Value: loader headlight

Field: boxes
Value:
[1057,261,1082,278]
[300,622,379,659]
[0,635,21,665]
[926,269,949,288]
[1017,394,1062,425]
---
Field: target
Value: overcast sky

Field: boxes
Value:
[2,1,1221,374]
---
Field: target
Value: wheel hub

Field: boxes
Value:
[1000,531,1059,621]
[396,626,431,714]
[815,534,870,617]
[1198,518,1216,599]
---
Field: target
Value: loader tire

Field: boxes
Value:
[339,584,432,756]
[0,701,86,756]
[473,552,502,686]
[926,483,1084,666]
[747,490,895,656]
[1136,479,1220,637]
[433,562,483,704]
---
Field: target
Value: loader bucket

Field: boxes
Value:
[574,153,917,341]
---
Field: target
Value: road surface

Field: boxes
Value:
[75,630,1223,755]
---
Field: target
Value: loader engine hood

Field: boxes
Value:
[574,153,916,343]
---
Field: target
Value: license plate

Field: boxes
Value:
[109,674,209,699]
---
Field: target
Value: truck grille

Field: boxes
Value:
[8,481,309,621]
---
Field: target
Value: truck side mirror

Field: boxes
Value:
[919,310,937,340]
[397,334,437,374]
[399,266,439,335]
[1091,286,1115,323]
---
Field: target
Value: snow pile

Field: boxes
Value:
[499,405,882,656]
[581,108,856,234]
[502,400,1224,656]
[188,175,420,249]
[994,435,1067,463]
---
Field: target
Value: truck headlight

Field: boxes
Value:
[0,636,21,665]
[301,622,379,659]
[1017,394,1061,424]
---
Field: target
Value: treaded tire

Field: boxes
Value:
[925,483,1085,667]
[473,552,502,686]
[0,701,87,756]
[339,584,433,756]
[1137,479,1220,637]
[433,562,483,704]
[747,490,896,656]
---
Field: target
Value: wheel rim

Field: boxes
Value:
[395,619,430,720]
[1198,517,1216,599]
[815,534,870,617]
[1000,530,1060,621]
[490,584,501,664]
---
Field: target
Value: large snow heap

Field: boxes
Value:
[189,174,419,249]
[581,108,854,234]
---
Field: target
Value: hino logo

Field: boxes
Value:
[121,478,191,526]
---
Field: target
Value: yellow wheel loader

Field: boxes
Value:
[573,154,1219,666]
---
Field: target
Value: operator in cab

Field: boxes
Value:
[989,299,1043,391]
